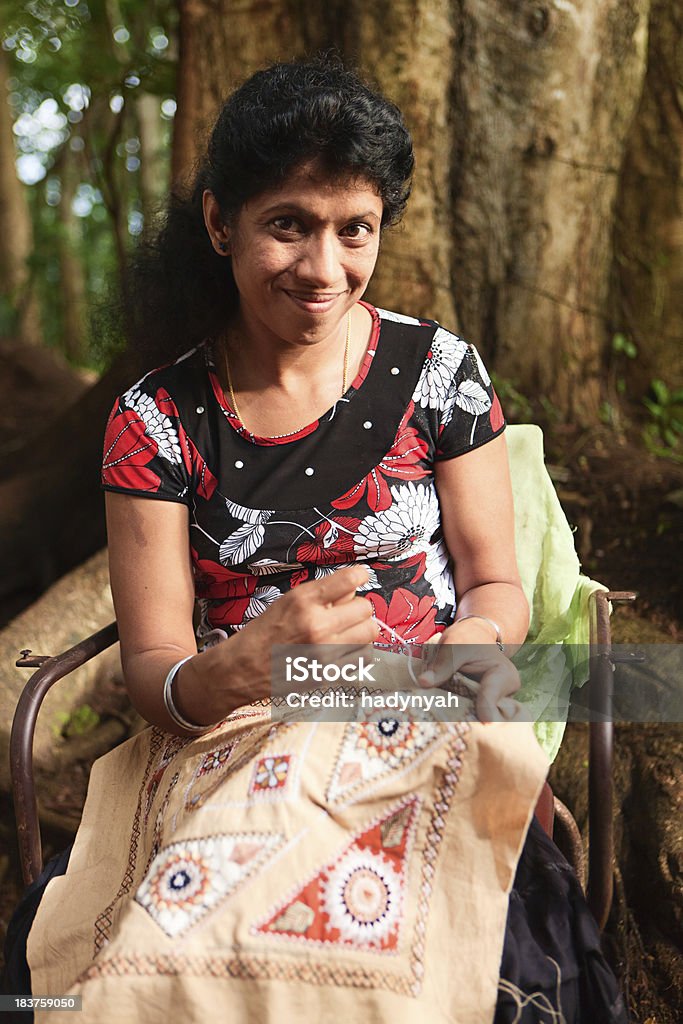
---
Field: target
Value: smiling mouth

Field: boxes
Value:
[285,291,342,302]
[284,291,344,311]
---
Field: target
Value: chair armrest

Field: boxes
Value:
[587,590,635,929]
[11,622,119,886]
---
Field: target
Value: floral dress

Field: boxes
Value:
[101,302,505,646]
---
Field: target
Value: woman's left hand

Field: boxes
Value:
[418,628,523,723]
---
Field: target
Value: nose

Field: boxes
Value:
[295,231,340,288]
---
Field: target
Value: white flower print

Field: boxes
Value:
[375,308,422,325]
[423,538,455,610]
[312,565,381,591]
[353,481,441,561]
[412,328,468,411]
[122,385,182,464]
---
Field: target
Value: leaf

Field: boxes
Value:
[244,586,281,620]
[249,558,302,575]
[469,346,491,386]
[454,379,491,416]
[219,523,265,565]
[225,497,272,525]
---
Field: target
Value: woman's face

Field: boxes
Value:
[206,161,384,348]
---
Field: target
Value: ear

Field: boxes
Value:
[202,189,231,255]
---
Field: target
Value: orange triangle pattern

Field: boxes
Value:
[254,796,419,952]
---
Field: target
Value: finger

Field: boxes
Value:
[333,614,380,644]
[475,664,521,723]
[324,595,377,638]
[418,642,475,687]
[305,565,370,605]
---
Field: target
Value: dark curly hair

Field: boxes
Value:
[123,54,414,365]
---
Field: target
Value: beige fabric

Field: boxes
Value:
[29,711,547,1024]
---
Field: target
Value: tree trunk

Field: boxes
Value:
[0,548,128,802]
[57,148,88,364]
[343,0,459,328]
[0,47,42,347]
[172,0,329,185]
[611,0,683,397]
[449,0,651,422]
[0,349,144,613]
[136,92,166,229]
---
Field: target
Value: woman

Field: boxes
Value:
[25,56,626,1023]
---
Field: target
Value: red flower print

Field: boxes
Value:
[191,550,252,600]
[367,588,438,644]
[296,517,360,565]
[332,402,429,512]
[489,390,504,432]
[102,404,161,492]
[208,576,261,628]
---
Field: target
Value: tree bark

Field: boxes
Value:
[450,0,650,421]
[0,549,124,799]
[343,0,458,328]
[136,92,166,229]
[172,0,329,185]
[56,148,88,364]
[0,47,42,347]
[611,0,683,397]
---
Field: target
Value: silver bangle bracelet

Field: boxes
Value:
[162,655,212,734]
[454,614,505,652]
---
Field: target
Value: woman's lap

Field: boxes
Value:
[11,711,623,1022]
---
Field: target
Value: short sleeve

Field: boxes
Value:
[432,338,505,461]
[101,377,191,504]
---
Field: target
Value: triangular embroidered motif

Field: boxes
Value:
[255,796,420,952]
[326,715,443,804]
[137,832,283,937]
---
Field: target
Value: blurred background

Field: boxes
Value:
[0,1,681,1019]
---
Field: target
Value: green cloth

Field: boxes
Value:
[506,424,606,761]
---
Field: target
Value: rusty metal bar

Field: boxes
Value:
[10,622,119,886]
[587,589,635,930]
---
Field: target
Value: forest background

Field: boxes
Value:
[0,0,681,1020]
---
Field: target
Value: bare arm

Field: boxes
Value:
[105,492,378,735]
[423,433,529,720]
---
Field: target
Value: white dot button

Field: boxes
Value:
[305,467,315,476]
[363,421,372,429]
[235,460,244,469]
[390,366,400,375]
[196,405,205,414]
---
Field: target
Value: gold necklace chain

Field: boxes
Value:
[224,313,351,431]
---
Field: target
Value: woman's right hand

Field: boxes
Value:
[177,565,379,724]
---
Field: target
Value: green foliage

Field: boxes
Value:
[2,0,177,367]
[642,379,683,462]
[54,702,100,738]
[490,372,533,423]
[612,332,637,359]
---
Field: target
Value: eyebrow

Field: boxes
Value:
[259,203,381,221]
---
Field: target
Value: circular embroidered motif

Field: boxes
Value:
[356,715,423,764]
[147,852,211,911]
[321,849,401,948]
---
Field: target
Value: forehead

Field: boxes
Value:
[243,159,383,218]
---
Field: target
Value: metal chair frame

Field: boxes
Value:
[10,591,634,929]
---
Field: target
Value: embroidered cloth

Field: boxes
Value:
[28,712,547,1023]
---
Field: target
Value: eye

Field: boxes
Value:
[342,222,373,241]
[271,216,302,234]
